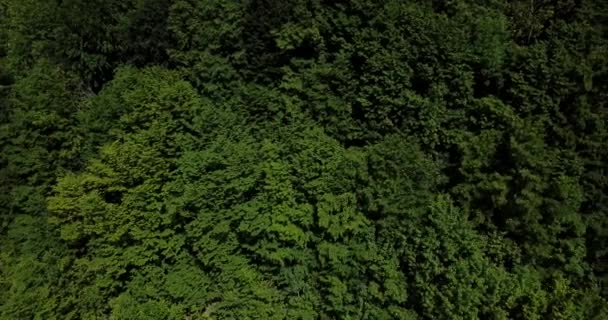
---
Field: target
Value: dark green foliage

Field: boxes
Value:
[0,60,84,229]
[0,61,85,319]
[1,0,607,318]
[3,0,174,90]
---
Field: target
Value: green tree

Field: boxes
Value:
[3,0,173,90]
[2,0,608,317]
[0,60,85,319]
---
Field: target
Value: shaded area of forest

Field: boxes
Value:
[1,0,607,319]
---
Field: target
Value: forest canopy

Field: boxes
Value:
[1,0,607,319]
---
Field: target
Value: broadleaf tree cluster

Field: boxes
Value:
[1,0,607,319]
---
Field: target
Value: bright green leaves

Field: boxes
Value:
[45,68,210,318]
[172,123,374,318]
[317,193,366,241]
[110,294,184,320]
[48,70,448,317]
[45,67,293,318]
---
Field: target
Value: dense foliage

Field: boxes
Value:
[1,0,607,319]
